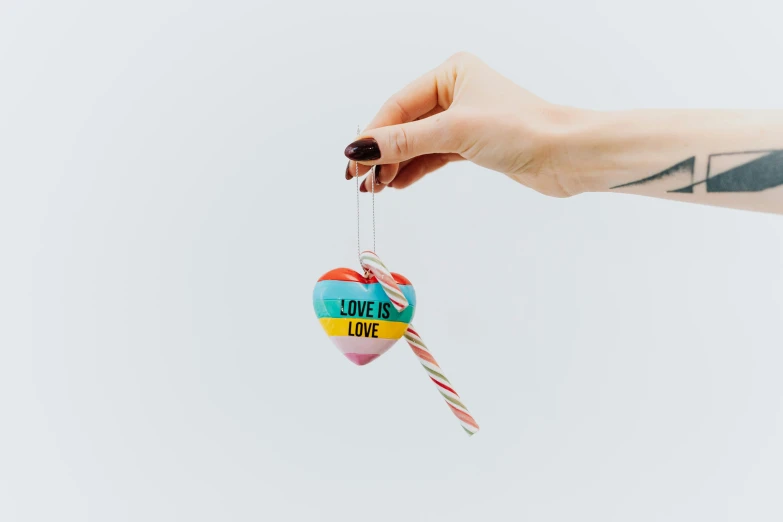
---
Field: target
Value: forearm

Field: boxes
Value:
[567,109,783,214]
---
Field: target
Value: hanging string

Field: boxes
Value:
[355,125,376,263]
[371,163,376,253]
[356,126,361,262]
[349,127,478,436]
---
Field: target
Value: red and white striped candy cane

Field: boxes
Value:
[359,251,409,311]
[359,251,480,436]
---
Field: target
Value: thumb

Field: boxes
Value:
[345,116,459,164]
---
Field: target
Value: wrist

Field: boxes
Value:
[536,106,609,195]
[566,109,618,194]
[552,109,639,194]
[556,109,730,194]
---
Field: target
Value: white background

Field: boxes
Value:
[2,1,783,520]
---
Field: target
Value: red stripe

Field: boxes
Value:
[317,268,369,283]
[430,376,458,396]
[410,346,437,366]
[407,327,419,337]
[447,403,479,430]
[389,297,406,309]
[317,267,412,286]
[390,272,412,286]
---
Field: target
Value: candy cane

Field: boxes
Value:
[359,250,480,436]
[358,251,409,311]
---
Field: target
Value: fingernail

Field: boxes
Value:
[345,138,381,161]
[374,165,383,184]
[345,162,352,180]
[359,181,368,193]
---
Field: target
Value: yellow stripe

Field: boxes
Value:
[318,317,408,339]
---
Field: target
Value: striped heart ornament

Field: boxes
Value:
[313,251,479,435]
[312,267,416,365]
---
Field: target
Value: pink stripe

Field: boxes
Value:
[447,403,479,430]
[344,353,380,366]
[410,346,438,366]
[328,336,399,355]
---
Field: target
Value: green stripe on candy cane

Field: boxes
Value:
[421,364,450,385]
[436,389,470,412]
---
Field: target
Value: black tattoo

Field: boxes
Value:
[611,149,783,193]
[610,157,695,191]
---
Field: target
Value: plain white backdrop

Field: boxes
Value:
[2,1,783,520]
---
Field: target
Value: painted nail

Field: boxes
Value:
[345,162,352,180]
[359,181,368,193]
[344,138,381,161]
[374,165,382,184]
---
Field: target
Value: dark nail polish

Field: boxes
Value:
[344,138,381,161]
[374,165,382,184]
[345,162,352,180]
[359,181,368,193]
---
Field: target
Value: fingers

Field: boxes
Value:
[351,164,396,193]
[350,107,445,180]
[389,153,463,189]
[346,58,459,180]
[345,116,458,165]
[365,67,446,131]
[416,106,445,121]
[345,160,371,180]
[357,154,464,192]
[357,165,387,194]
[346,154,401,183]
[357,154,463,192]
[359,174,387,194]
[366,51,474,132]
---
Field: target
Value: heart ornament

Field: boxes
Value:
[312,267,416,365]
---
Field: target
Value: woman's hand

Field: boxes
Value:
[344,52,586,198]
[346,52,783,215]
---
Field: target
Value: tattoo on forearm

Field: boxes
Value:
[610,149,783,193]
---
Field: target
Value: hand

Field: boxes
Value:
[343,52,587,198]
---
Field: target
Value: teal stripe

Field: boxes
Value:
[313,299,415,323]
[313,280,417,306]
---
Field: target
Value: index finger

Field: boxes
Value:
[347,67,450,181]
[365,68,443,132]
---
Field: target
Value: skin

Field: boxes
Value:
[345,52,783,215]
